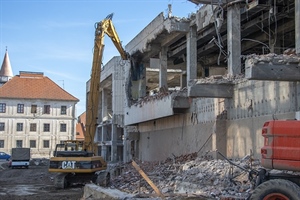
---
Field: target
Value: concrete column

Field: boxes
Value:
[100,89,108,159]
[186,25,197,81]
[227,3,241,75]
[102,89,108,121]
[101,126,106,159]
[296,0,300,54]
[123,131,129,162]
[180,73,187,88]
[159,46,168,89]
[111,124,118,162]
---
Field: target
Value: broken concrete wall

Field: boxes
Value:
[135,98,227,161]
[137,115,216,161]
[134,79,300,161]
[227,80,299,158]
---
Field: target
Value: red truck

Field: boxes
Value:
[250,120,300,199]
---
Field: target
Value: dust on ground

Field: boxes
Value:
[0,159,83,200]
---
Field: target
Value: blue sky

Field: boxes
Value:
[0,0,199,116]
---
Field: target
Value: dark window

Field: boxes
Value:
[30,140,36,148]
[16,140,23,148]
[0,123,4,131]
[17,104,24,113]
[43,105,50,114]
[17,123,23,131]
[61,106,67,115]
[76,132,80,135]
[60,124,67,132]
[0,140,4,148]
[31,105,37,113]
[43,140,49,148]
[0,103,6,113]
[43,123,50,132]
[30,123,37,132]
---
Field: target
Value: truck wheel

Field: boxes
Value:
[250,179,300,200]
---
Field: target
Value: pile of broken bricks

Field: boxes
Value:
[110,152,260,199]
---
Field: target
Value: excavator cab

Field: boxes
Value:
[52,140,93,157]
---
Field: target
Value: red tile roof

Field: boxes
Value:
[76,112,86,140]
[0,71,79,101]
[78,111,86,125]
[76,122,85,141]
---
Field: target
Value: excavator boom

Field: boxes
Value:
[49,14,128,188]
[85,13,128,153]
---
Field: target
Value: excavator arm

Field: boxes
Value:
[49,14,127,189]
[85,13,128,153]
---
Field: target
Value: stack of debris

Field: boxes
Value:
[192,74,246,85]
[110,152,259,199]
[132,87,188,107]
[246,50,300,67]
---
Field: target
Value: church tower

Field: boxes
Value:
[0,48,13,86]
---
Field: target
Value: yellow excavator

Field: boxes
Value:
[48,13,129,188]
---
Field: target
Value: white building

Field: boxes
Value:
[0,50,79,158]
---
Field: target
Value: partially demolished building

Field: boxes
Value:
[91,0,300,163]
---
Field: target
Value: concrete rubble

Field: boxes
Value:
[132,87,188,107]
[192,74,246,85]
[106,152,260,200]
[246,50,300,67]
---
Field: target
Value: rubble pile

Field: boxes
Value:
[193,74,246,85]
[132,87,188,107]
[110,153,259,199]
[246,50,300,67]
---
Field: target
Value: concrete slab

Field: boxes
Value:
[82,184,162,200]
[125,13,190,55]
[124,91,189,125]
[83,184,134,199]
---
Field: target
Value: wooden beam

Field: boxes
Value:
[131,160,165,199]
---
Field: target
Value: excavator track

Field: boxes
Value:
[95,171,110,187]
[54,173,68,189]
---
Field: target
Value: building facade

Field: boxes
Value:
[0,69,79,158]
[92,0,300,162]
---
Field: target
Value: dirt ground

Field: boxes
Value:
[0,160,84,200]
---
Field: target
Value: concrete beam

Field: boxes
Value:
[245,53,300,81]
[172,96,190,109]
[246,65,300,81]
[188,83,233,98]
[124,92,188,125]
